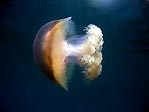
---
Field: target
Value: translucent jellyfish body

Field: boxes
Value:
[33,17,104,90]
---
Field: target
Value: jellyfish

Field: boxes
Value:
[33,17,103,90]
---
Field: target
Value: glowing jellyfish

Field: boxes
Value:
[33,17,103,90]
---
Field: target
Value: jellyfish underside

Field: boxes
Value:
[33,17,103,90]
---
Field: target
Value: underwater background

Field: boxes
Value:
[0,0,149,112]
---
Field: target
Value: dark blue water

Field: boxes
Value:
[0,0,149,112]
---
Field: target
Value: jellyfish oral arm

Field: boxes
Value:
[62,24,103,80]
[64,24,103,64]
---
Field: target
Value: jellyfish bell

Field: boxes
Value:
[33,17,104,91]
[33,17,73,90]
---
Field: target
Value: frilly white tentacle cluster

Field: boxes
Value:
[81,24,104,79]
[84,24,103,46]
[85,24,103,36]
[64,24,104,80]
